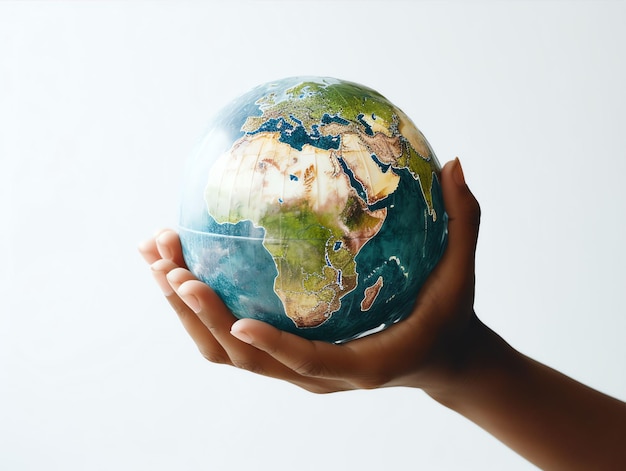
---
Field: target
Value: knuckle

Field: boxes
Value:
[231,357,266,375]
[198,347,230,365]
[169,298,191,318]
[292,358,325,378]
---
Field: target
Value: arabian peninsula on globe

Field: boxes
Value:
[179,76,448,343]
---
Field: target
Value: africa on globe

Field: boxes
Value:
[179,76,447,343]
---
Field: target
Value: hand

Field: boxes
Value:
[140,160,626,470]
[139,158,481,393]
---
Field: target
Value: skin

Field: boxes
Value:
[139,159,626,470]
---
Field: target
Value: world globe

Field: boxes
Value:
[179,77,448,343]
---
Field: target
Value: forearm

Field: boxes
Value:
[424,318,626,470]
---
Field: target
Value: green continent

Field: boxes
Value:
[397,139,437,218]
[341,193,385,232]
[242,81,397,135]
[260,200,358,328]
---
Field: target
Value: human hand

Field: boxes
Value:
[140,158,626,470]
[139,158,481,393]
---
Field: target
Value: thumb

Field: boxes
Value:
[439,158,481,273]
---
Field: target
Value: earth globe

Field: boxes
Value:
[179,76,447,343]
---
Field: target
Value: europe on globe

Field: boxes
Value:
[179,77,448,343]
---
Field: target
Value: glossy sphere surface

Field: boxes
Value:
[180,77,447,343]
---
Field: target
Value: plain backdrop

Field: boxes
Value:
[1,1,625,470]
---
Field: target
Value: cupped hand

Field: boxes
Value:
[139,158,481,393]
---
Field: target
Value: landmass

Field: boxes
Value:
[360,276,384,311]
[205,131,389,327]
[204,82,440,328]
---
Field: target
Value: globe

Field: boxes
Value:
[179,76,448,343]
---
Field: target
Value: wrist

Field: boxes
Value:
[417,317,626,470]
[418,315,523,405]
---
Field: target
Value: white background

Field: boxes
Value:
[1,1,625,470]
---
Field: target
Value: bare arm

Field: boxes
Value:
[422,317,626,470]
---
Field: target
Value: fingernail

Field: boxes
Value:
[453,157,465,186]
[137,239,151,254]
[180,293,201,313]
[156,234,173,260]
[230,324,253,344]
[151,260,174,296]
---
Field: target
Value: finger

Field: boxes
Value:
[156,229,187,267]
[151,263,231,364]
[438,158,481,276]
[171,277,352,387]
[165,266,200,294]
[175,278,248,347]
[138,237,161,264]
[167,268,239,335]
[229,318,383,387]
[168,273,263,369]
[166,292,232,365]
[150,259,177,296]
[138,228,176,264]
[147,238,351,391]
